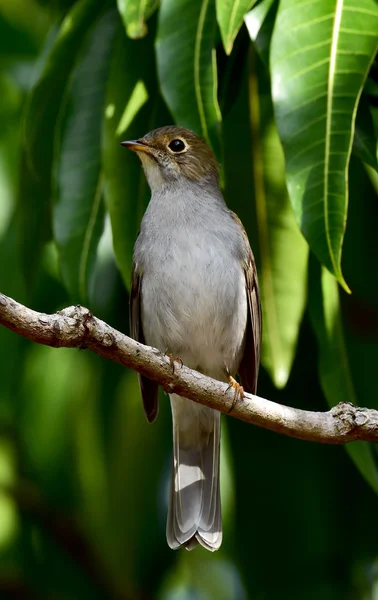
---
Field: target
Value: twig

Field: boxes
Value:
[0,291,378,443]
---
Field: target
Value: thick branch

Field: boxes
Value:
[1,291,377,444]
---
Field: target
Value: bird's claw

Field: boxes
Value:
[226,374,244,413]
[164,350,183,374]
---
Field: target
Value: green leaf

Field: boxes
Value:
[19,0,104,287]
[308,260,378,496]
[105,379,172,590]
[53,9,118,302]
[352,93,378,171]
[17,26,58,288]
[216,0,256,55]
[23,0,105,178]
[116,0,159,38]
[248,51,308,388]
[102,34,144,289]
[156,0,222,158]
[244,0,277,65]
[270,0,378,291]
[223,55,308,388]
[102,22,169,289]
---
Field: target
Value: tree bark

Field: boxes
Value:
[1,291,377,444]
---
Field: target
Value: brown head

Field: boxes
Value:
[121,126,219,190]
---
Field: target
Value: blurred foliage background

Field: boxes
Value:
[0,0,377,598]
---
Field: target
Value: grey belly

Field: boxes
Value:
[141,258,247,379]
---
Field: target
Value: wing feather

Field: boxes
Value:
[232,214,262,394]
[130,263,159,422]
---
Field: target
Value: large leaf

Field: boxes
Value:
[244,0,278,65]
[19,0,104,286]
[270,0,378,291]
[248,51,308,388]
[309,260,378,495]
[53,9,118,302]
[22,0,105,178]
[216,0,256,55]
[223,55,308,388]
[116,0,159,38]
[102,20,170,289]
[246,5,378,170]
[156,0,222,157]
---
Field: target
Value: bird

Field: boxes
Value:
[121,126,261,551]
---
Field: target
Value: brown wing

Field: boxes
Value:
[236,229,262,395]
[130,263,159,423]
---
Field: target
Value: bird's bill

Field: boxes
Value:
[120,140,151,153]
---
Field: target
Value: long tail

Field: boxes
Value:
[166,394,222,551]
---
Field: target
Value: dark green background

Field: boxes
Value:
[0,0,377,598]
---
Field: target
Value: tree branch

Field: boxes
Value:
[1,291,377,444]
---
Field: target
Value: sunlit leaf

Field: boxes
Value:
[102,24,167,289]
[20,346,90,495]
[309,261,378,495]
[248,51,308,388]
[270,0,378,291]
[224,56,307,388]
[216,0,256,55]
[53,9,117,302]
[244,0,276,64]
[116,0,159,38]
[156,0,222,157]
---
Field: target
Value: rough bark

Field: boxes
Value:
[1,291,378,444]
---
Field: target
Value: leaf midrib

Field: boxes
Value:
[324,0,344,278]
[194,0,210,140]
[79,174,103,301]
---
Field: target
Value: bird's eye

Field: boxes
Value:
[168,138,186,153]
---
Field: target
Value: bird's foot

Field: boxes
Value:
[164,349,183,374]
[226,370,244,413]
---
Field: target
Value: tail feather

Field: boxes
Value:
[166,394,222,551]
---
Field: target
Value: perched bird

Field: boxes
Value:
[121,126,261,551]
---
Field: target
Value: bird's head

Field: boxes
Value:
[121,126,219,191]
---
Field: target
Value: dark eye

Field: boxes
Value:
[168,138,186,153]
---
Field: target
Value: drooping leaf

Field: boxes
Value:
[105,377,172,591]
[218,22,250,118]
[116,0,159,39]
[17,25,59,288]
[248,51,308,388]
[156,0,222,158]
[19,0,104,286]
[308,260,378,495]
[223,55,308,388]
[216,0,256,56]
[244,0,276,65]
[53,9,118,303]
[23,0,105,178]
[102,20,170,289]
[270,0,378,291]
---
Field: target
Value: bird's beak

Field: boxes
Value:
[120,139,151,154]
